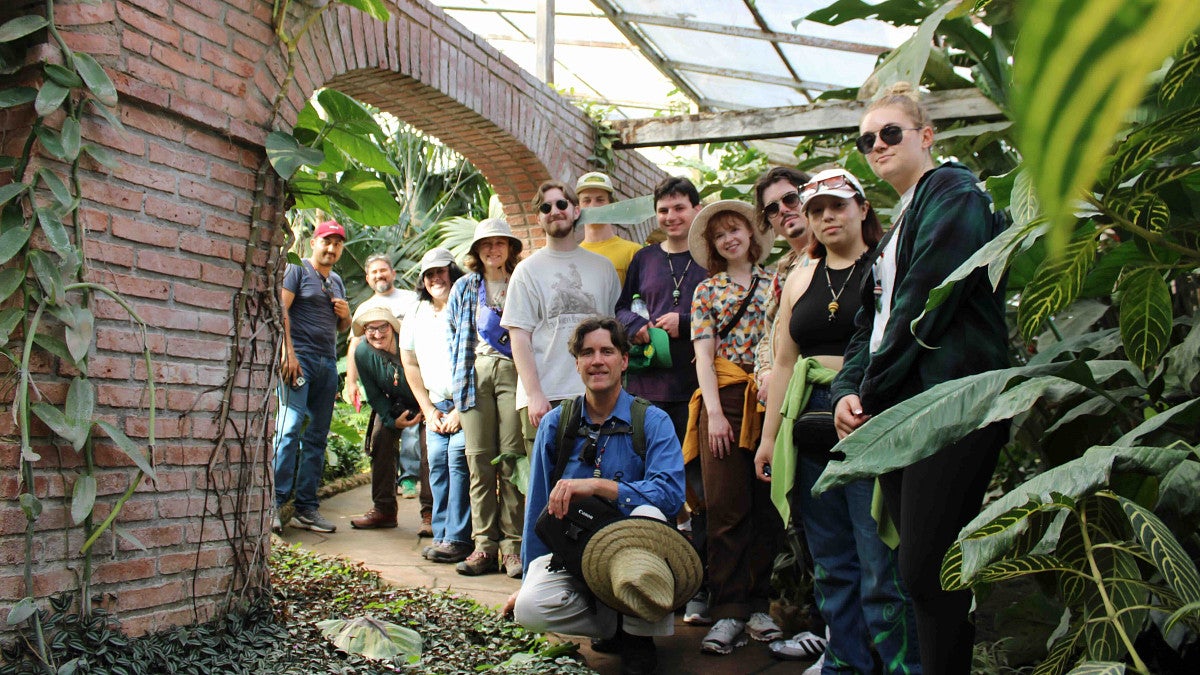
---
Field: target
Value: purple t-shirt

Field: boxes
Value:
[283,261,345,358]
[616,244,708,402]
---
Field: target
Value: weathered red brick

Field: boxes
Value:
[56,1,117,25]
[174,4,228,46]
[145,194,203,226]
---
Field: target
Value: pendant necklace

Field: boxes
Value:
[666,251,692,306]
[824,260,857,322]
[392,364,399,387]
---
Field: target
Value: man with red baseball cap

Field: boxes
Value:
[273,219,351,534]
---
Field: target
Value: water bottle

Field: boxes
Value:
[631,294,649,320]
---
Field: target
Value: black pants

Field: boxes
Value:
[879,422,1006,675]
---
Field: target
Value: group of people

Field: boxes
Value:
[272,83,1008,675]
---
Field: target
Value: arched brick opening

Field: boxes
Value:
[0,0,664,637]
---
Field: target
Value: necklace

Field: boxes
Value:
[666,251,692,305]
[824,260,857,322]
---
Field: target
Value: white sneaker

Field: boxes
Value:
[768,630,827,661]
[683,590,713,625]
[803,653,825,675]
[700,618,747,655]
[746,611,783,642]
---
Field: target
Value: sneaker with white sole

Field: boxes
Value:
[746,612,783,642]
[700,618,747,655]
[768,630,827,661]
[802,653,825,674]
[683,589,713,625]
[290,509,336,533]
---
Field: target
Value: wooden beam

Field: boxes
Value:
[615,12,890,55]
[610,89,1004,148]
[535,0,554,84]
[664,60,839,92]
[590,0,707,109]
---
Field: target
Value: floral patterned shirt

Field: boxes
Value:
[690,266,771,366]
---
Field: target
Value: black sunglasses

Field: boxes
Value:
[762,191,801,220]
[855,124,922,154]
[538,199,571,214]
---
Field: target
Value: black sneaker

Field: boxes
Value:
[290,509,336,533]
[620,634,657,675]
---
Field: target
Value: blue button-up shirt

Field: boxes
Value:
[521,390,686,575]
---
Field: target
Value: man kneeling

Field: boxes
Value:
[503,318,697,675]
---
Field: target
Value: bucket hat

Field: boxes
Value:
[627,327,672,371]
[581,517,703,622]
[687,200,773,270]
[468,218,523,256]
[351,305,402,339]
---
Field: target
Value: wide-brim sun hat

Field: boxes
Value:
[799,168,866,208]
[687,199,774,270]
[418,247,456,275]
[351,305,402,338]
[581,517,703,623]
[468,218,523,256]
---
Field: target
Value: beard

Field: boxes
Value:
[373,280,392,293]
[545,217,574,239]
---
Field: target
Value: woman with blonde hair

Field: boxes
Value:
[832,82,1008,674]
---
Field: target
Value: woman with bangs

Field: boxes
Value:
[755,169,920,674]
[684,200,784,655]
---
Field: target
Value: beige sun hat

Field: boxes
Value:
[468,218,523,256]
[351,305,402,338]
[687,199,774,270]
[580,517,703,623]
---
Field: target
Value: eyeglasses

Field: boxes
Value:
[855,124,923,154]
[800,174,861,203]
[363,324,391,335]
[321,276,336,299]
[762,191,801,221]
[538,199,571,214]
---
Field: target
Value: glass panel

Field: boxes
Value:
[613,0,758,28]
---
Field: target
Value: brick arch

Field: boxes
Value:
[283,1,667,247]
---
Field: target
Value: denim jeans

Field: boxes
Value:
[797,453,921,674]
[398,425,421,483]
[427,399,471,545]
[273,351,338,512]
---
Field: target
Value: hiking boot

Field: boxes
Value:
[426,541,471,563]
[350,508,397,529]
[290,509,336,533]
[399,477,418,499]
[503,553,523,579]
[619,633,657,675]
[683,589,712,625]
[417,513,433,538]
[456,550,499,576]
[700,618,747,655]
[746,612,783,642]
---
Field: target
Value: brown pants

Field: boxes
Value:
[368,413,400,515]
[698,382,781,620]
[418,423,432,519]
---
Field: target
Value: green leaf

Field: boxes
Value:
[286,251,302,265]
[27,249,62,305]
[70,473,96,525]
[1160,35,1200,103]
[336,0,390,22]
[979,377,1090,428]
[95,420,157,480]
[0,15,48,43]
[0,86,37,107]
[1163,319,1200,394]
[1064,662,1126,675]
[18,493,42,519]
[1039,630,1085,675]
[35,126,65,159]
[333,170,400,226]
[44,63,83,89]
[1165,600,1200,634]
[800,0,930,26]
[1013,0,1200,255]
[114,525,147,551]
[0,223,32,267]
[1080,241,1152,298]
[82,143,119,170]
[325,127,400,175]
[60,117,81,161]
[6,597,37,625]
[1132,162,1200,195]
[32,401,86,448]
[73,52,117,107]
[60,305,94,364]
[0,181,26,207]
[1114,398,1200,446]
[1118,495,1200,606]
[1117,268,1171,371]
[316,88,384,137]
[37,168,72,207]
[35,207,75,259]
[316,616,422,661]
[266,131,324,180]
[1017,236,1096,342]
[857,1,963,100]
[65,377,95,450]
[33,332,74,365]
[328,416,362,446]
[0,307,23,344]
[34,80,69,117]
[0,267,22,302]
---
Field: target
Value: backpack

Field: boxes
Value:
[535,395,652,580]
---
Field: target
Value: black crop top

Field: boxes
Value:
[788,257,865,357]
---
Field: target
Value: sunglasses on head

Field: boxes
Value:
[763,191,801,221]
[855,124,923,154]
[800,174,861,203]
[538,199,571,214]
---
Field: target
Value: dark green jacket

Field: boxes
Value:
[354,339,418,429]
[832,162,1008,415]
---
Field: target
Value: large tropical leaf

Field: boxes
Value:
[337,0,390,22]
[1017,236,1096,342]
[1065,662,1126,674]
[1027,327,1122,366]
[316,616,422,661]
[266,131,323,180]
[1118,495,1200,609]
[944,495,1073,589]
[1160,35,1200,103]
[316,88,385,138]
[1012,0,1200,253]
[1037,629,1085,675]
[333,170,401,227]
[325,127,400,176]
[1117,268,1172,371]
[856,1,963,100]
[1114,397,1200,447]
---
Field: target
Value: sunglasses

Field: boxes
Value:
[763,191,801,221]
[855,124,923,154]
[800,174,861,203]
[538,198,571,214]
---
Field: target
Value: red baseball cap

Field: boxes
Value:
[313,220,346,240]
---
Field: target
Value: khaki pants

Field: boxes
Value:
[460,354,526,556]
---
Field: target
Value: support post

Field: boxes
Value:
[536,0,554,84]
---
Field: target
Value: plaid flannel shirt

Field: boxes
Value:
[446,273,481,411]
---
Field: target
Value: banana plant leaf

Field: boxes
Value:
[575,195,655,226]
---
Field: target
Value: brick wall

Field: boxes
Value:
[0,0,664,636]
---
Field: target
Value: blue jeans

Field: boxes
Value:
[399,425,421,483]
[273,351,338,512]
[797,453,921,674]
[427,399,471,545]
